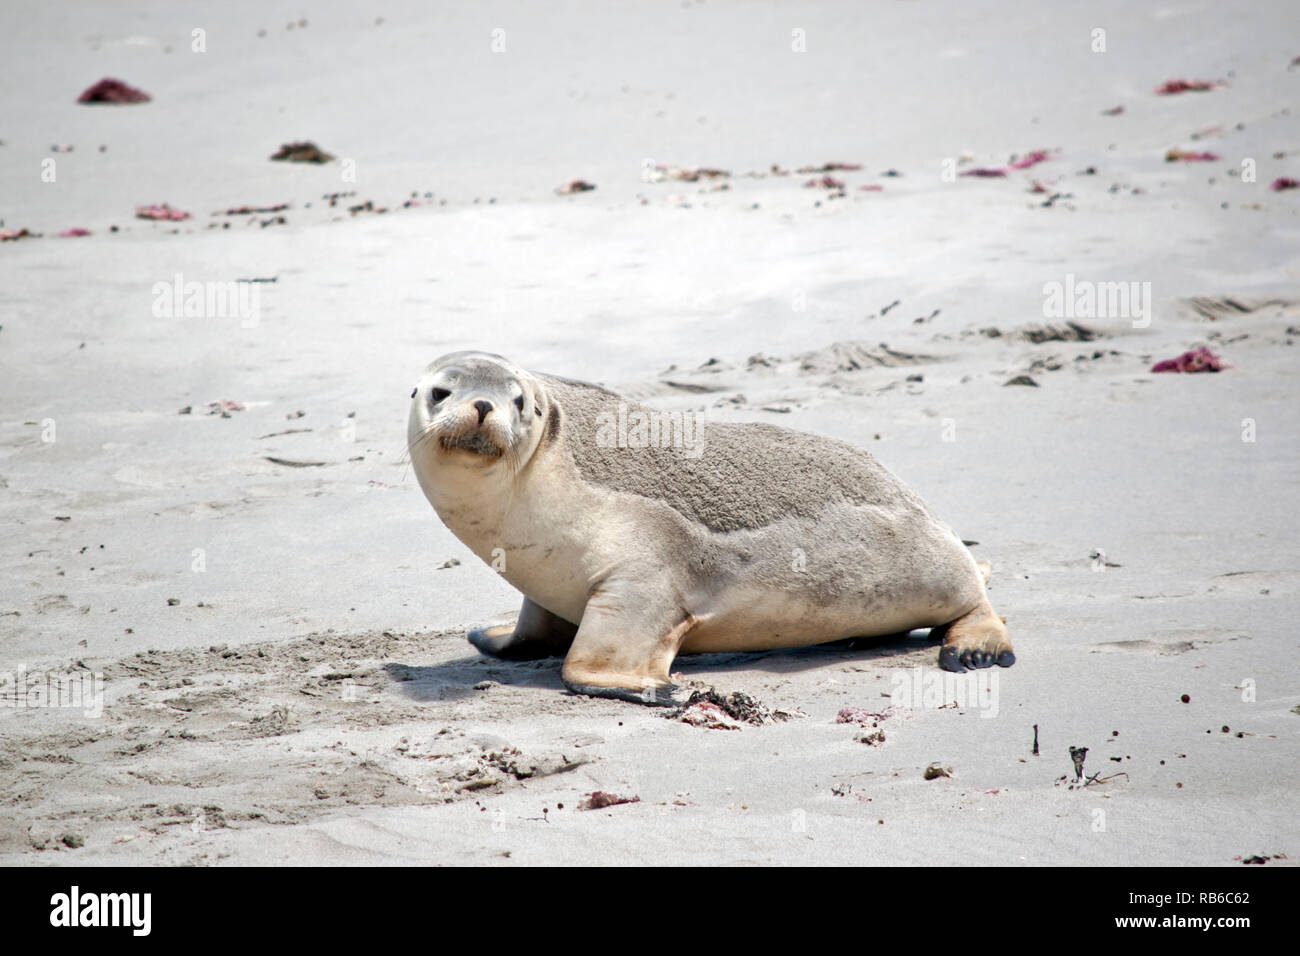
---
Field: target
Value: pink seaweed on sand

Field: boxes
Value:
[206,400,247,415]
[77,78,151,104]
[1165,149,1221,163]
[58,228,91,237]
[1154,79,1220,95]
[136,203,191,221]
[579,792,640,811]
[676,701,742,730]
[1271,177,1299,192]
[1151,346,1228,373]
[803,175,846,190]
[961,150,1052,178]
[1008,150,1051,170]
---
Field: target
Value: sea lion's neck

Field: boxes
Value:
[420,458,525,553]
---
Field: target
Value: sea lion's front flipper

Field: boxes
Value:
[560,585,694,706]
[468,597,577,660]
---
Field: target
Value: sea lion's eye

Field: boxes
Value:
[430,387,451,403]
[513,394,525,413]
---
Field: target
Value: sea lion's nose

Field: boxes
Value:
[473,400,493,424]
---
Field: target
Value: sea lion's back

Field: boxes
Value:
[541,375,927,533]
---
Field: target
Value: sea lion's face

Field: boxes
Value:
[407,352,546,480]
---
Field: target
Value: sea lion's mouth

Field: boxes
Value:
[438,430,505,457]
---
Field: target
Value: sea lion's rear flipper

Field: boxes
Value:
[467,597,577,660]
[560,584,694,706]
[936,593,1015,673]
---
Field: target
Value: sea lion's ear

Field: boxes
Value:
[535,405,543,417]
[410,388,417,399]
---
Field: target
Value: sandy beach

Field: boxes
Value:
[1,0,1297,866]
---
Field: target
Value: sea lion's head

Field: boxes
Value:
[407,351,549,482]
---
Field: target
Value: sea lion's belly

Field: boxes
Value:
[680,589,938,653]
[680,505,984,653]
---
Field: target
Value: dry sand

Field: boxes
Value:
[1,0,1298,865]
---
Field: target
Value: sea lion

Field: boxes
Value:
[407,351,1014,705]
